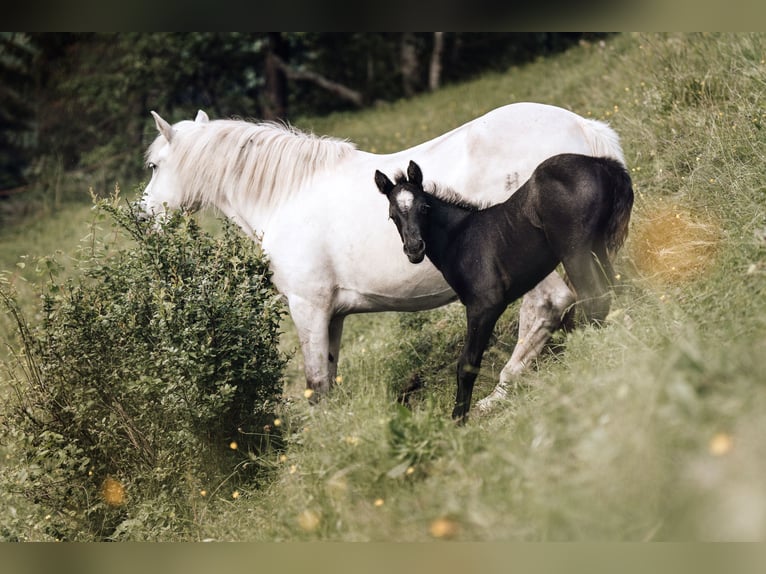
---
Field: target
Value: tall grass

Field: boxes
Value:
[3,33,766,540]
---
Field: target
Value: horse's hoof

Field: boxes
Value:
[475,391,507,414]
[304,387,322,405]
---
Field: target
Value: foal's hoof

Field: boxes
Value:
[451,407,469,425]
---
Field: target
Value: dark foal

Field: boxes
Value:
[375,155,633,422]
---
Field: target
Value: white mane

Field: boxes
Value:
[146,119,356,210]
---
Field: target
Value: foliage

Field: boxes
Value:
[0,194,287,540]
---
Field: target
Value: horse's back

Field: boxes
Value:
[440,104,624,204]
[479,103,624,165]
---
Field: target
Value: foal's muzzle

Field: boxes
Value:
[404,240,426,264]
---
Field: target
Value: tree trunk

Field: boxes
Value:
[429,32,444,92]
[400,33,418,98]
[264,32,288,120]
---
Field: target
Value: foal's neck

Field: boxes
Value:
[421,193,476,269]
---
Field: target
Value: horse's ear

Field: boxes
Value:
[151,111,175,143]
[407,161,423,186]
[374,170,394,196]
[194,109,209,123]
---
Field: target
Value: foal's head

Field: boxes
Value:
[375,161,429,264]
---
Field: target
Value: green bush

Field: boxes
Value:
[0,195,287,540]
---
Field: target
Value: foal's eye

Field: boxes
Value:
[147,162,157,171]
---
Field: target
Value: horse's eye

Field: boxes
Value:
[419,204,429,214]
[148,162,157,171]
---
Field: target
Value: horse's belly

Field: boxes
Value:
[333,261,457,314]
[334,285,457,314]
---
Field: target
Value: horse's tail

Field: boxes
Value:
[580,118,626,166]
[603,158,634,257]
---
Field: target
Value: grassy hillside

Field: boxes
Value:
[3,33,766,540]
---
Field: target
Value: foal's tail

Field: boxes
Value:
[602,158,634,257]
[580,118,631,255]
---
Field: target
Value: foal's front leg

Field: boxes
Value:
[453,304,505,423]
[476,272,575,413]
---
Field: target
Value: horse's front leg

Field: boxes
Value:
[287,295,333,401]
[476,272,575,413]
[453,304,504,423]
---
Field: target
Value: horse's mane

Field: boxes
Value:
[146,119,356,210]
[392,171,489,211]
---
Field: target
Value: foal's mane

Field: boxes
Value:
[393,171,488,211]
[147,118,356,210]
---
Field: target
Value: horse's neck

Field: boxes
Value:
[197,122,355,238]
[423,194,474,269]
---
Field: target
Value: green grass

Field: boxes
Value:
[3,33,766,540]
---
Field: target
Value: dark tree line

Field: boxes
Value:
[0,32,596,200]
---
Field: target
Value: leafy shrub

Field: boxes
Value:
[0,195,287,540]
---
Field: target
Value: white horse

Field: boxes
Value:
[139,103,625,412]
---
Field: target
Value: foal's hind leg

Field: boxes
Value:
[475,272,575,413]
[562,250,612,324]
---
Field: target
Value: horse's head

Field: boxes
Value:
[375,160,429,264]
[138,109,210,220]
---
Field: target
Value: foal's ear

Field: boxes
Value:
[407,161,423,186]
[194,109,210,123]
[151,111,175,143]
[374,170,394,195]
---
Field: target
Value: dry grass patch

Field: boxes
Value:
[628,197,722,285]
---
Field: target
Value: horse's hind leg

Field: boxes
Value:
[476,272,575,413]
